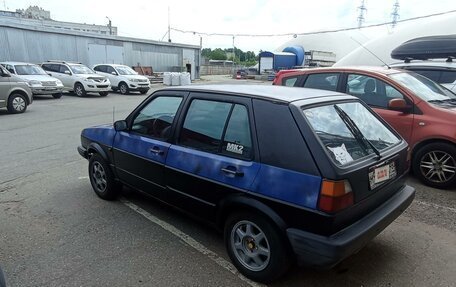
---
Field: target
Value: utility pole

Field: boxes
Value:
[357,0,367,28]
[391,0,400,28]
[168,6,171,42]
[106,16,112,35]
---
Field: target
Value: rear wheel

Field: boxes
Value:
[119,82,129,95]
[224,212,292,283]
[413,142,456,189]
[74,83,86,97]
[7,93,28,114]
[88,154,122,200]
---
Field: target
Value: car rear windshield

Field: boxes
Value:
[303,101,401,166]
[15,65,47,75]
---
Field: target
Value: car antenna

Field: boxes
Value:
[350,37,391,69]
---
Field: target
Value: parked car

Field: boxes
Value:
[389,60,456,92]
[0,65,33,113]
[93,64,150,95]
[41,61,111,97]
[273,66,456,188]
[78,85,415,283]
[0,62,64,99]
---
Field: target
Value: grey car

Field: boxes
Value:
[0,65,33,114]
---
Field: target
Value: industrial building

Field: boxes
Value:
[0,18,201,79]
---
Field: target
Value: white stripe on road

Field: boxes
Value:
[120,198,264,287]
[415,200,456,213]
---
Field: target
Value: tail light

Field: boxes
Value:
[318,179,354,213]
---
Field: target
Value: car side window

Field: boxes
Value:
[59,65,70,74]
[131,96,183,140]
[179,99,253,159]
[94,65,104,72]
[346,74,404,109]
[440,71,456,84]
[221,104,252,159]
[282,76,299,87]
[411,69,441,82]
[303,73,340,91]
[106,66,116,74]
[6,65,15,74]
[179,99,232,153]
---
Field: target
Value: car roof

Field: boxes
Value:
[161,84,354,104]
[278,66,405,77]
[0,61,37,66]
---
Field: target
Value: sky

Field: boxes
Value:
[3,0,456,52]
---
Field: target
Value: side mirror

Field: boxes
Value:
[388,98,410,113]
[114,120,128,131]
[64,70,71,75]
[111,71,117,75]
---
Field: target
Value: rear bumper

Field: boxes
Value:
[287,184,415,268]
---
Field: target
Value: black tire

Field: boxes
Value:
[412,142,456,189]
[88,154,122,200]
[140,90,148,95]
[224,212,292,283]
[74,83,86,97]
[52,93,63,99]
[118,82,129,95]
[7,93,28,114]
[99,91,109,97]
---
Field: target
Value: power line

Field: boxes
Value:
[170,9,456,38]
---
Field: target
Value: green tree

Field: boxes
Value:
[210,48,227,60]
[201,48,212,58]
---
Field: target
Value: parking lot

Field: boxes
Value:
[1,77,455,287]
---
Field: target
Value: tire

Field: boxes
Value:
[118,82,129,95]
[88,154,122,200]
[224,212,292,283]
[74,83,86,97]
[412,142,456,189]
[140,90,148,95]
[7,93,28,114]
[99,91,109,97]
[52,93,63,99]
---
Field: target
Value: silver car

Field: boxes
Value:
[0,65,33,114]
[1,62,64,98]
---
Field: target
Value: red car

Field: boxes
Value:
[274,67,456,189]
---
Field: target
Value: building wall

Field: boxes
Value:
[0,24,200,77]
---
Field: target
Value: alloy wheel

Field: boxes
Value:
[91,162,107,193]
[230,220,271,272]
[12,96,26,112]
[420,150,456,183]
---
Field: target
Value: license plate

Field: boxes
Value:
[369,161,396,189]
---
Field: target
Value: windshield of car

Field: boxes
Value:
[116,66,137,75]
[15,64,47,75]
[390,72,456,102]
[69,64,95,74]
[303,101,401,166]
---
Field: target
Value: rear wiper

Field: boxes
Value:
[333,105,382,159]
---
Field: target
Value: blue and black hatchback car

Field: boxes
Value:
[78,85,415,283]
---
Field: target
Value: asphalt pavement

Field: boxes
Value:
[0,78,455,287]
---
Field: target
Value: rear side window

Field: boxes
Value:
[303,102,400,166]
[179,99,252,159]
[282,76,299,87]
[440,71,456,84]
[409,69,441,82]
[94,65,106,72]
[42,64,59,72]
[303,73,340,91]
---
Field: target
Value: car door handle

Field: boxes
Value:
[149,146,164,155]
[221,167,244,177]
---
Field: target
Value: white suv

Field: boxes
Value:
[390,60,456,92]
[93,64,150,95]
[41,61,111,97]
[1,62,64,99]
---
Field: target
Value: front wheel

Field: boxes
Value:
[88,154,122,200]
[74,83,86,97]
[99,91,109,97]
[224,212,292,283]
[413,142,456,189]
[7,93,28,114]
[118,82,129,95]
